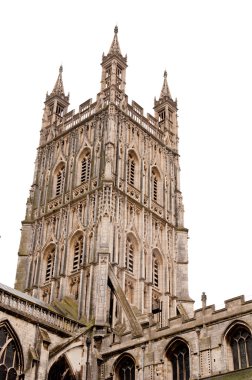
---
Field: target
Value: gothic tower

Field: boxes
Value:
[15,27,193,334]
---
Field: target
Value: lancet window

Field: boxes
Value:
[116,65,122,79]
[125,237,134,274]
[152,168,160,202]
[45,248,55,282]
[105,65,111,88]
[56,103,64,117]
[55,164,65,196]
[159,109,165,122]
[72,235,84,271]
[153,254,159,288]
[80,151,91,183]
[127,151,138,188]
[127,154,135,186]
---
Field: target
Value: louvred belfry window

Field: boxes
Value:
[81,152,91,183]
[45,248,55,282]
[153,255,159,288]
[105,65,111,88]
[230,327,252,369]
[116,65,122,79]
[127,154,135,186]
[125,237,134,273]
[159,109,165,122]
[153,174,158,201]
[55,166,65,196]
[72,236,84,271]
[56,103,64,117]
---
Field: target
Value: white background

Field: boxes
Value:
[0,0,251,309]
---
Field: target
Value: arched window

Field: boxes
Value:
[81,151,91,183]
[72,235,84,271]
[0,322,24,380]
[55,164,65,196]
[152,254,159,288]
[125,237,134,273]
[115,355,135,380]
[229,326,252,369]
[48,355,75,380]
[45,248,55,282]
[127,153,136,186]
[167,341,190,380]
[152,167,160,202]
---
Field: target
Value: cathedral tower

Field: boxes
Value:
[15,27,193,333]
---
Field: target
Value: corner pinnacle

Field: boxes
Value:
[160,69,171,99]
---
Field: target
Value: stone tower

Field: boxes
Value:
[15,27,193,334]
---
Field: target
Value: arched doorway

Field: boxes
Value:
[115,355,135,380]
[48,356,76,380]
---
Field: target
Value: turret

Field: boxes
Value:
[154,71,178,150]
[41,66,69,144]
[97,26,128,108]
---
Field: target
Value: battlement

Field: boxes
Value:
[160,294,252,334]
[41,95,167,146]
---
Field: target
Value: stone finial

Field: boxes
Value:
[160,70,171,99]
[51,65,65,96]
[108,25,122,56]
[201,292,207,309]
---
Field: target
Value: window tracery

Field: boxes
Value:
[167,341,190,380]
[229,326,252,369]
[0,323,23,380]
[115,355,135,380]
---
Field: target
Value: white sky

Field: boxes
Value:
[0,0,251,310]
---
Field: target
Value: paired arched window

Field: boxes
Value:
[125,237,134,273]
[228,325,252,370]
[167,340,190,380]
[80,151,91,183]
[55,164,65,196]
[72,235,84,271]
[0,322,24,380]
[45,247,55,282]
[115,355,135,380]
